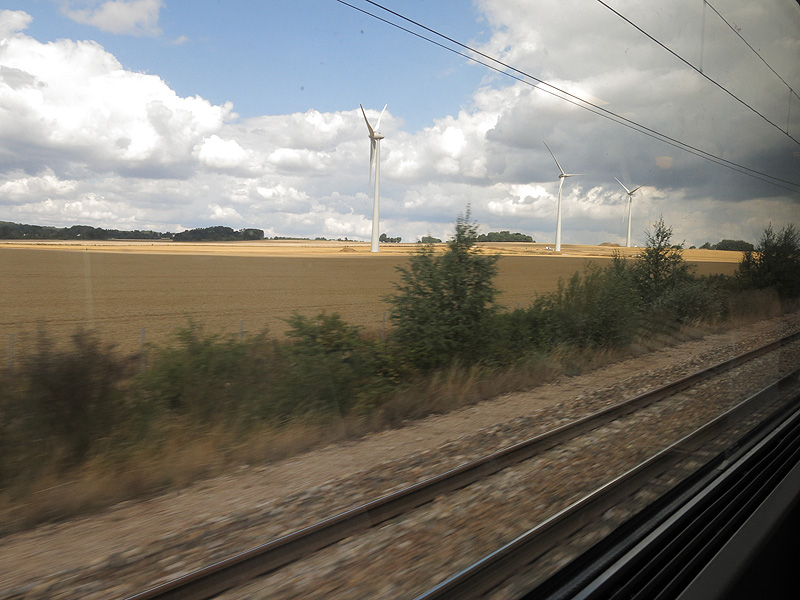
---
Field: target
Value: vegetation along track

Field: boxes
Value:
[121,331,800,600]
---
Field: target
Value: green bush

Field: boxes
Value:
[279,312,380,418]
[631,216,693,305]
[738,224,800,299]
[654,277,728,323]
[137,323,280,425]
[2,330,134,469]
[388,210,501,370]
[506,260,642,352]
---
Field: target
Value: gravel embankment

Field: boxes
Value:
[1,313,798,599]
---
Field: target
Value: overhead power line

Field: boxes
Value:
[334,0,800,193]
[704,0,800,105]
[594,0,799,146]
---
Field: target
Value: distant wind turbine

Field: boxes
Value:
[360,103,387,253]
[615,177,643,248]
[544,141,579,252]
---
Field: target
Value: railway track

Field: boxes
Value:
[123,330,800,600]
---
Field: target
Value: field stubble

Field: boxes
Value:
[1,241,740,358]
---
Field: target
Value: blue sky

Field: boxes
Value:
[0,1,798,246]
[10,1,492,129]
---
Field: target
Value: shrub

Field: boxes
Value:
[631,216,693,305]
[520,260,642,350]
[388,210,501,370]
[4,330,135,468]
[138,323,280,425]
[279,312,379,417]
[738,224,800,299]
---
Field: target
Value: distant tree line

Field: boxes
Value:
[477,231,534,243]
[379,233,402,243]
[172,226,264,242]
[0,221,164,240]
[699,239,754,251]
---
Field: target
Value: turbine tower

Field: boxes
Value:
[360,104,387,253]
[615,177,643,248]
[544,142,579,252]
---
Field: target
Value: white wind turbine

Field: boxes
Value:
[360,103,387,253]
[543,141,579,252]
[615,177,643,248]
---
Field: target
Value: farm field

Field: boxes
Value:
[0,240,742,358]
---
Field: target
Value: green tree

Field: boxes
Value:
[715,239,754,252]
[389,210,501,370]
[419,235,442,244]
[631,216,693,305]
[738,224,800,298]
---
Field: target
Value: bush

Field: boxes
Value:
[138,323,280,425]
[279,312,380,417]
[2,330,134,470]
[389,210,501,370]
[631,216,694,305]
[505,259,642,352]
[738,224,800,299]
[654,277,728,323]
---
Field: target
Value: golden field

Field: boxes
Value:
[0,240,742,357]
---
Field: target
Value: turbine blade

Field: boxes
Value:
[629,185,643,195]
[376,104,387,131]
[543,141,566,176]
[614,177,632,194]
[360,104,374,137]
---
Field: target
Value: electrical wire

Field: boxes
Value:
[595,0,799,146]
[704,0,799,104]
[334,0,800,193]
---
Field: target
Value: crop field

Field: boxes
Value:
[0,240,741,359]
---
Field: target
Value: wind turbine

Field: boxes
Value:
[543,141,579,252]
[615,177,643,248]
[360,103,387,253]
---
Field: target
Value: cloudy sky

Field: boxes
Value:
[1,0,798,246]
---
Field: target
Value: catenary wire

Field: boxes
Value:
[595,0,800,146]
[704,0,800,104]
[335,0,800,193]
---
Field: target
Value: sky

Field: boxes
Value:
[0,0,798,247]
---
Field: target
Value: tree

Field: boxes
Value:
[419,235,442,244]
[738,224,800,298]
[388,210,501,370]
[631,216,693,305]
[477,231,534,242]
[715,239,754,252]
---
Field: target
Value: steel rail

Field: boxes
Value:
[530,369,800,600]
[125,331,800,600]
[412,368,800,600]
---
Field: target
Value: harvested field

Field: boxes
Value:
[0,241,741,357]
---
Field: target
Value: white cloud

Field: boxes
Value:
[0,9,32,38]
[60,0,163,36]
[0,18,234,177]
[0,3,797,247]
[196,135,250,172]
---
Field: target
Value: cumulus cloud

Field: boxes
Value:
[0,13,234,178]
[196,135,250,172]
[0,3,797,246]
[60,0,163,36]
[0,9,31,38]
